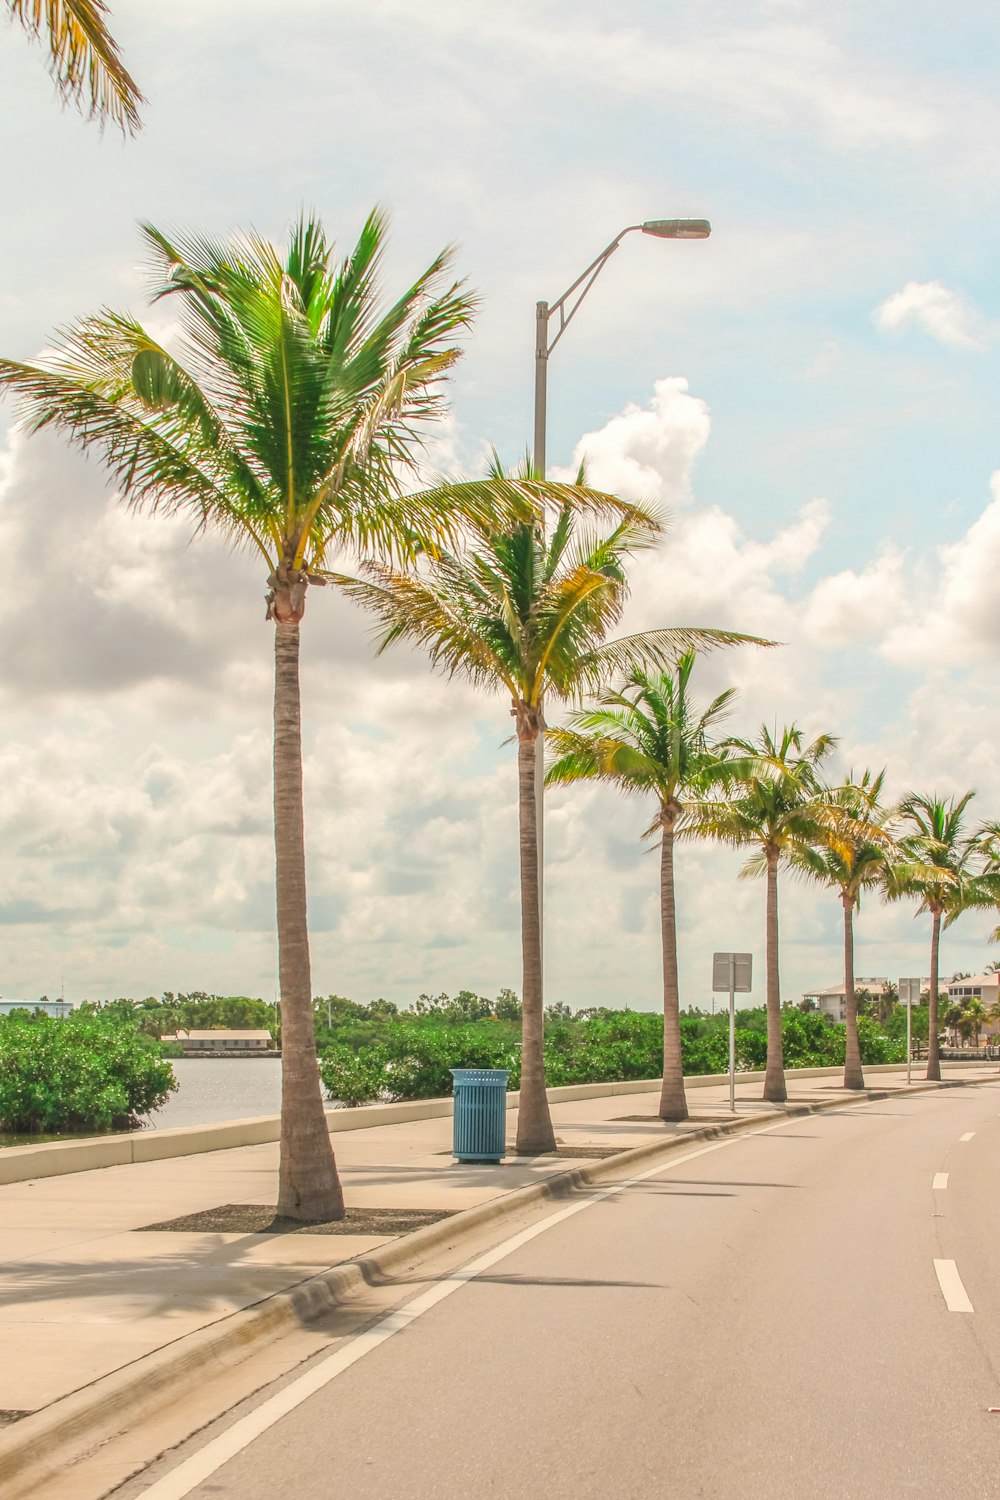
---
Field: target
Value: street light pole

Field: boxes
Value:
[534,299,549,479]
[530,216,711,953]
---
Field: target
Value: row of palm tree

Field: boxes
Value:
[336,471,761,1152]
[4,210,996,1215]
[547,670,1000,1117]
[0,212,766,1214]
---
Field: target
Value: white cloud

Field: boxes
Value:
[553,378,710,507]
[874,280,987,350]
[881,471,1000,667]
[801,549,906,646]
[354,4,938,152]
[5,374,1000,1011]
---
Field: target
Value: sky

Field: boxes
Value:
[2,0,1000,1011]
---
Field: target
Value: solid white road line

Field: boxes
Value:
[934,1259,974,1313]
[932,1173,949,1191]
[133,1130,767,1500]
[959,1132,976,1142]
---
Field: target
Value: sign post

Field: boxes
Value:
[713,952,753,1111]
[899,978,921,1085]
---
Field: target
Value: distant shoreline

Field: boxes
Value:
[166,1051,281,1060]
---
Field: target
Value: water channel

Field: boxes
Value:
[149,1057,285,1129]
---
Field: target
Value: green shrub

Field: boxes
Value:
[319,1044,391,1105]
[855,1014,906,1064]
[320,1022,520,1103]
[0,1010,176,1133]
[316,997,909,1104]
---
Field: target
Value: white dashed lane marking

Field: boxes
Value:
[959,1132,976,1142]
[933,1173,949,1190]
[934,1259,974,1313]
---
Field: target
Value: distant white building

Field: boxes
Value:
[162,1029,273,1054]
[946,974,1000,1007]
[0,998,74,1018]
[800,979,894,1024]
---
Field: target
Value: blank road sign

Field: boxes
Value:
[898,977,921,1003]
[713,952,753,993]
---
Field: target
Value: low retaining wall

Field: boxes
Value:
[0,1062,912,1186]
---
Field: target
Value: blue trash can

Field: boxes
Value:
[450,1068,509,1162]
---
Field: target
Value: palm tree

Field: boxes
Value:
[942,1000,965,1048]
[0,209,519,1219]
[874,979,898,1025]
[986,999,1000,1051]
[687,725,835,1104]
[545,654,740,1122]
[7,0,143,132]
[886,792,995,1083]
[790,769,894,1091]
[336,493,757,1153]
[965,997,986,1049]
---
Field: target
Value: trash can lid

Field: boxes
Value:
[449,1067,510,1084]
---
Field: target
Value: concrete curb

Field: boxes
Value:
[2,1072,991,1498]
[0,1061,927,1185]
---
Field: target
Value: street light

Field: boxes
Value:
[533,218,711,473]
[531,215,711,939]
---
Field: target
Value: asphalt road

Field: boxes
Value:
[122,1081,1000,1500]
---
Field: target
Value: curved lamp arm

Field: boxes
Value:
[541,218,711,357]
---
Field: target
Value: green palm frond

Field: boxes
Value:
[331,566,520,695]
[574,627,771,696]
[885,790,988,924]
[738,848,771,880]
[545,656,746,852]
[338,487,766,729]
[682,722,838,874]
[791,768,896,905]
[9,0,143,133]
[0,211,491,575]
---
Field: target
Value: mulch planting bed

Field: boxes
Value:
[137,1205,454,1236]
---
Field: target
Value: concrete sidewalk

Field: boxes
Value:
[0,1065,993,1422]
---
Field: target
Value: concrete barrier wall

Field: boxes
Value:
[0,1062,914,1185]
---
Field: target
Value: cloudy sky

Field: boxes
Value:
[3,0,1000,1011]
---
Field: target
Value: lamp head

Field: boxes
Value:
[641,218,711,240]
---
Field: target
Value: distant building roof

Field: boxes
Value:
[804,979,891,998]
[164,1029,271,1041]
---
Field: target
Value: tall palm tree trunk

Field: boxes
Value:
[926,908,942,1083]
[515,717,556,1155]
[763,848,787,1103]
[842,895,864,1090]
[658,818,688,1121]
[273,612,345,1220]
